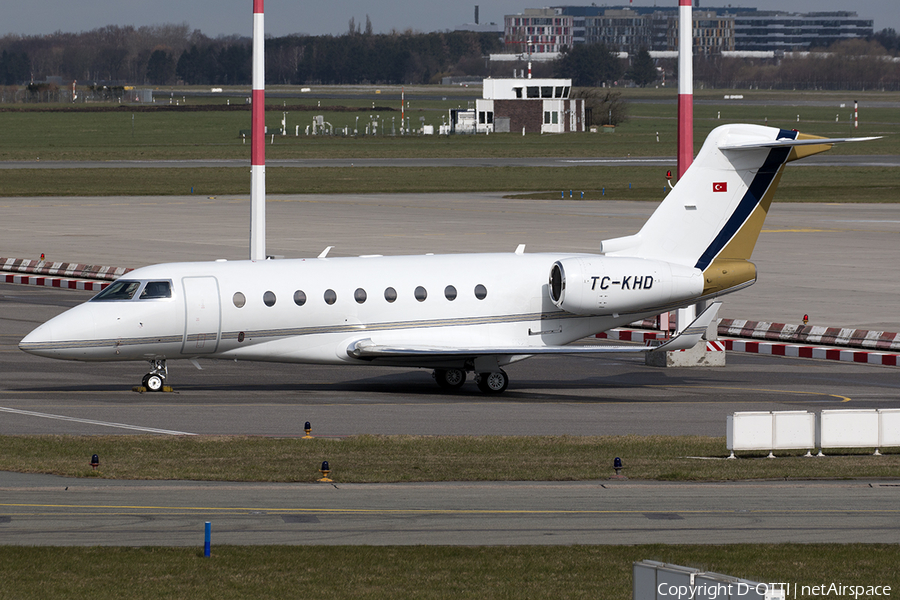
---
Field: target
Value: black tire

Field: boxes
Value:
[434,368,466,389]
[145,374,164,392]
[476,370,509,394]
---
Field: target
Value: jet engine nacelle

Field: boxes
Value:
[548,256,703,315]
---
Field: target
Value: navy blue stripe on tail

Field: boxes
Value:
[693,130,797,271]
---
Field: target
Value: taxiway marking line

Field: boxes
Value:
[0,406,196,435]
[645,385,852,403]
[2,504,899,516]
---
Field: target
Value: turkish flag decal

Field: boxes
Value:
[713,182,728,192]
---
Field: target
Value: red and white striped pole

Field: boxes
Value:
[675,0,696,333]
[677,0,693,179]
[250,0,266,261]
[854,100,858,130]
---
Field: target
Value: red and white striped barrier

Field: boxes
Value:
[1,257,131,281]
[1,257,127,291]
[3,273,109,291]
[596,329,667,343]
[597,328,900,367]
[597,330,725,353]
[718,318,900,352]
[724,339,900,367]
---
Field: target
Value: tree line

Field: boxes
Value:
[0,24,503,87]
[0,24,897,90]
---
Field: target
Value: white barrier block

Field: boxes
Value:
[772,411,815,450]
[819,409,879,449]
[727,412,772,451]
[879,409,900,447]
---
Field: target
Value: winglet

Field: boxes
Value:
[650,302,721,352]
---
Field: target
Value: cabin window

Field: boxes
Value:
[354,288,367,304]
[415,286,427,302]
[444,285,457,301]
[263,291,276,307]
[293,290,307,306]
[92,280,141,301]
[233,292,246,308]
[384,287,397,303]
[474,284,487,300]
[139,281,172,299]
[324,289,337,305]
[526,86,539,98]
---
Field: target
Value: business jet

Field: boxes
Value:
[19,124,874,393]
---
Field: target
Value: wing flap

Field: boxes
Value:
[348,303,722,359]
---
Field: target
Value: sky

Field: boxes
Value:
[4,1,898,39]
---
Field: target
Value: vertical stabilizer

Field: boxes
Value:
[602,124,862,296]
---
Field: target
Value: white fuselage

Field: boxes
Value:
[20,252,704,368]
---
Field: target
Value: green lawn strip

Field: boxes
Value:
[0,165,667,197]
[0,101,895,161]
[0,435,897,482]
[0,166,895,201]
[0,545,895,600]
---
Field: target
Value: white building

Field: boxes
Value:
[452,78,584,134]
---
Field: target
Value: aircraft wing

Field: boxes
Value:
[348,303,721,359]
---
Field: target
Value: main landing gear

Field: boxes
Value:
[141,358,168,392]
[433,368,509,394]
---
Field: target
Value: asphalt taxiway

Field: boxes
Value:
[2,472,897,546]
[1,193,898,546]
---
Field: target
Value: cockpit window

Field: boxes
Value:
[92,280,142,301]
[140,281,172,299]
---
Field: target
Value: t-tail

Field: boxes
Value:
[602,124,878,299]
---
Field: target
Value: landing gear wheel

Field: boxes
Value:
[141,358,168,392]
[476,370,509,394]
[433,368,467,389]
[143,373,164,392]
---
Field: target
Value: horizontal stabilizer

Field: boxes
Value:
[719,136,880,150]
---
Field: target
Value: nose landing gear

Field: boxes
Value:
[140,358,169,392]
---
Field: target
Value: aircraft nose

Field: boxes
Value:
[19,304,98,359]
[19,321,63,357]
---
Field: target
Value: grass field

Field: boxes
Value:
[0,164,895,201]
[0,88,896,162]
[1,435,896,483]
[0,88,896,199]
[1,544,897,600]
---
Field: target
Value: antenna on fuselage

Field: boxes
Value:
[250,0,266,261]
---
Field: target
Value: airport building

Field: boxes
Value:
[448,78,585,134]
[503,8,575,55]
[502,5,873,55]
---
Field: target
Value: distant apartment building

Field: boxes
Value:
[665,11,735,55]
[735,12,874,51]
[502,6,872,55]
[504,8,574,54]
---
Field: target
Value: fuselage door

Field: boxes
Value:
[182,276,221,354]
